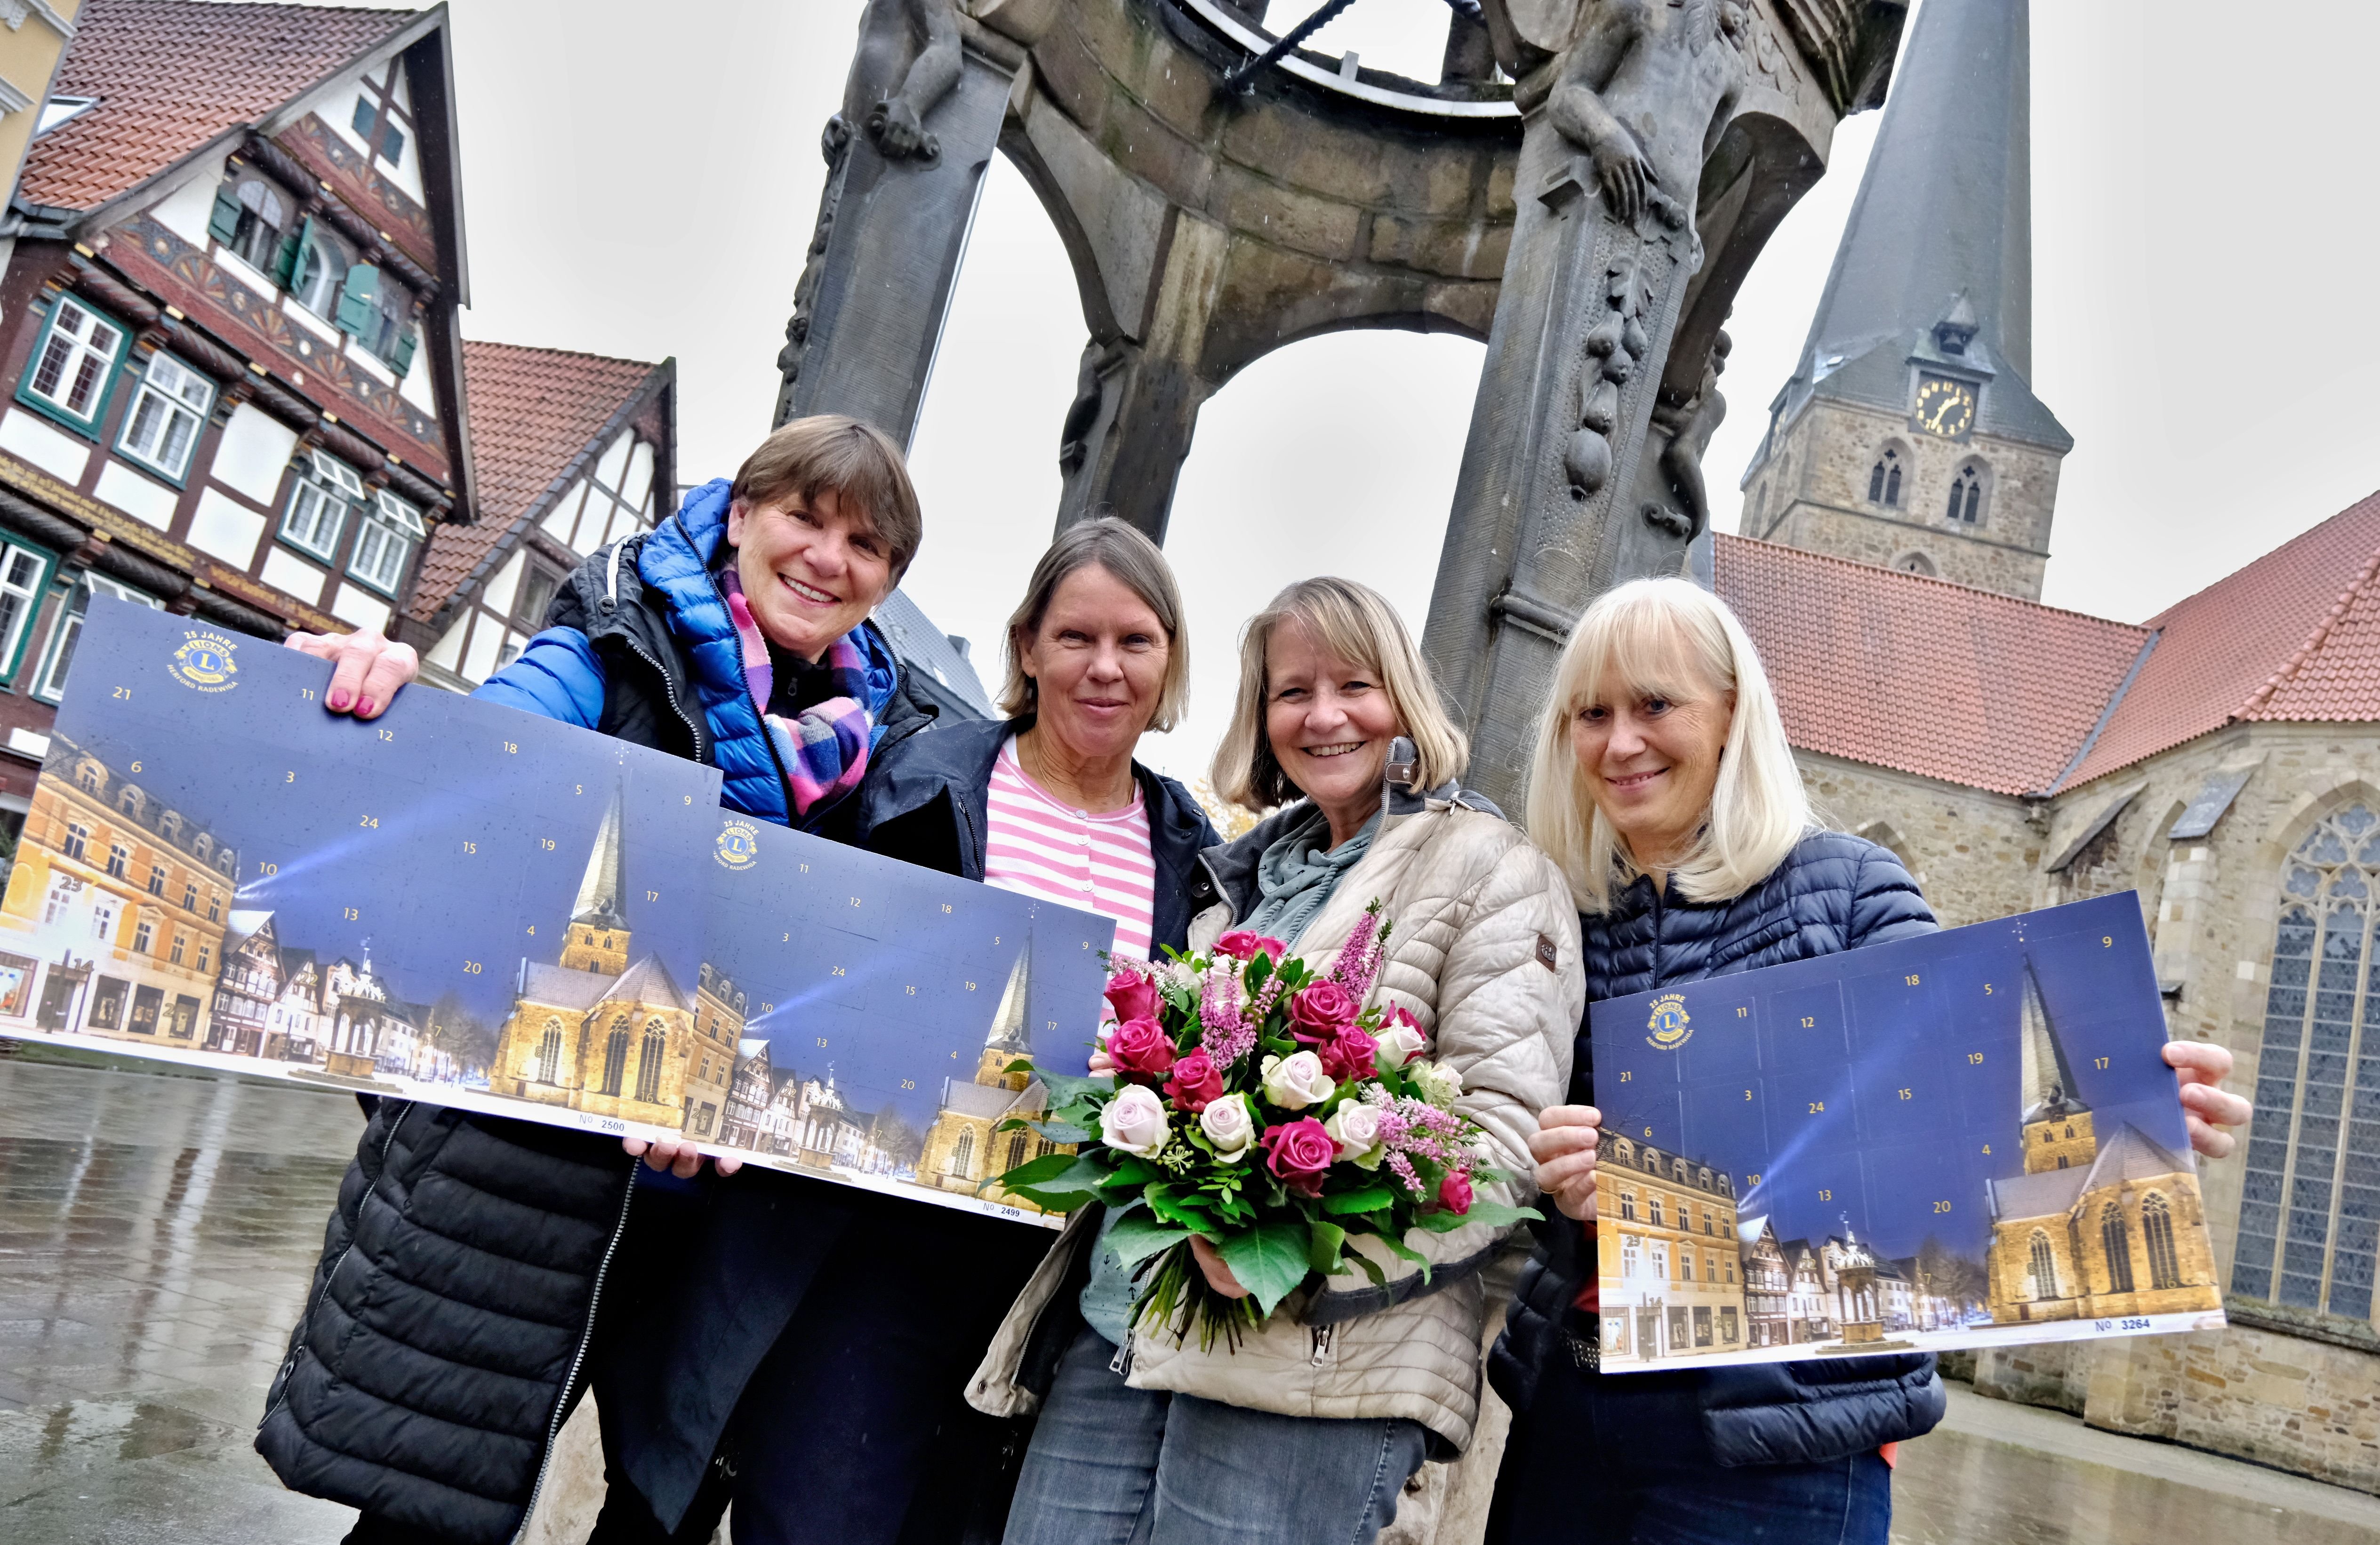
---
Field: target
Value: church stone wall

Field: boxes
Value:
[1744,399,2063,600]
[1793,752,2042,928]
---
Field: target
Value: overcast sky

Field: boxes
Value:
[437,0,2380,784]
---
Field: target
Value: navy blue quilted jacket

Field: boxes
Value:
[1489,831,1949,1467]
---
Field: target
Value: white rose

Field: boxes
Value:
[1199,1092,1256,1161]
[1260,1050,1336,1111]
[1324,1102,1385,1167]
[1373,1022,1427,1070]
[1098,1082,1169,1158]
[1410,1059,1464,1110]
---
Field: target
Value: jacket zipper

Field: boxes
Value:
[512,1163,637,1544]
[618,632,705,764]
[258,1098,412,1433]
[1648,884,1664,990]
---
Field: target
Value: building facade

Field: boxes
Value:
[919,948,1065,1212]
[1596,1134,1747,1361]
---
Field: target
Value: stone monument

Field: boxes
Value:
[777,0,1903,809]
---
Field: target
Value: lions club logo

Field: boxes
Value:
[168,630,239,693]
[714,818,760,871]
[1645,993,1692,1050]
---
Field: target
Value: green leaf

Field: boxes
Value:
[1107,1210,1192,1269]
[1376,1230,1434,1284]
[996,1151,1091,1189]
[1216,1222,1312,1317]
[1307,1219,1348,1273]
[1037,1069,1111,1109]
[1347,1249,1388,1288]
[1415,1199,1542,1233]
[1108,1157,1159,1186]
[1322,1185,1396,1216]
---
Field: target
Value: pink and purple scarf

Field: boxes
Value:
[720,569,875,821]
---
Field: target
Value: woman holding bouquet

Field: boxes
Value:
[975,577,1583,1545]
[1486,576,2252,1544]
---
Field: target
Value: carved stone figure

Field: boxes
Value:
[841,0,963,163]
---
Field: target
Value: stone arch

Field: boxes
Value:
[1867,439,1911,507]
[1945,457,1990,528]
[1857,820,1917,878]
[1891,551,1935,577]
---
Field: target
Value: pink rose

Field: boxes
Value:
[1108,1016,1177,1079]
[1104,968,1160,1025]
[1260,1118,1338,1198]
[1164,1048,1225,1113]
[1216,930,1288,962]
[1289,981,1361,1034]
[1437,1170,1474,1215]
[1314,1025,1377,1082]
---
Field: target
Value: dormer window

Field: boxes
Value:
[209,176,292,274]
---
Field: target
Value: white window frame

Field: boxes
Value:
[281,450,364,561]
[36,575,163,704]
[25,297,124,424]
[0,540,53,684]
[116,353,215,480]
[347,487,425,594]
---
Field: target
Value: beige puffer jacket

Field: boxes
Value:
[967,794,1582,1454]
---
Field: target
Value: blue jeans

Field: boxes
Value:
[1485,1363,1892,1545]
[1005,1326,1430,1545]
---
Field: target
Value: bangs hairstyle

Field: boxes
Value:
[1526,577,1809,914]
[731,415,923,582]
[999,518,1190,731]
[1211,577,1467,813]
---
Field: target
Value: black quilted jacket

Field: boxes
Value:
[1489,831,1950,1466]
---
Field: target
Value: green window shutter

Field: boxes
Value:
[207,187,242,246]
[273,215,312,289]
[335,263,379,338]
[390,326,418,378]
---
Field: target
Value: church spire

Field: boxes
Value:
[571,781,627,929]
[1796,0,2038,381]
[2017,958,2086,1125]
[975,947,1032,1090]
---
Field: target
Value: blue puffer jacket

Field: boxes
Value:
[1490,831,1948,1467]
[477,478,911,830]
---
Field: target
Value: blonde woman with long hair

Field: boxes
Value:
[1483,576,2250,1545]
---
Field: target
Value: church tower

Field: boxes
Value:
[2017,960,2096,1173]
[975,947,1031,1091]
[1738,0,2072,600]
[559,782,631,976]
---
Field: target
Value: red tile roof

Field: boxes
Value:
[23,1,422,212]
[1713,534,2151,796]
[2063,490,2380,785]
[407,340,664,623]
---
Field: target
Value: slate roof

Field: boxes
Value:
[939,1080,1026,1121]
[407,341,666,623]
[1987,1123,2191,1224]
[600,954,689,1014]
[20,0,423,213]
[1713,533,2149,796]
[2063,490,2380,786]
[519,961,617,1012]
[873,589,994,720]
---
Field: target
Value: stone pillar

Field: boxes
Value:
[773,7,1021,448]
[1052,212,1231,540]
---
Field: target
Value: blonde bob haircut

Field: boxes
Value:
[1526,576,1810,914]
[998,518,1191,732]
[1211,576,1468,813]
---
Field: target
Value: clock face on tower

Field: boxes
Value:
[1914,375,1978,439]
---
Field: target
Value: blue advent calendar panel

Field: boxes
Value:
[0,599,1108,1227]
[1589,893,2226,1372]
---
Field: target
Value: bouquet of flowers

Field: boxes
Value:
[995,905,1536,1347]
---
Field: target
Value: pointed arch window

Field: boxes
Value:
[600,1022,630,1096]
[2101,1204,2135,1294]
[2236,804,2380,1320]
[634,1020,665,1104]
[947,1127,975,1177]
[1947,464,1984,525]
[1005,1131,1028,1173]
[2028,1231,2058,1299]
[1868,448,1902,507]
[2142,1193,2183,1290]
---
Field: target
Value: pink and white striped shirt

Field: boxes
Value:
[983,737,1155,961]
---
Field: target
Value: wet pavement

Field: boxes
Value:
[0,1052,2375,1545]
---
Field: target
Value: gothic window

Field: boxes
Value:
[634,1021,665,1104]
[2236,804,2380,1319]
[1005,1131,1028,1173]
[947,1128,975,1177]
[1893,552,1937,577]
[1947,464,1984,525]
[600,1025,630,1096]
[2028,1230,2058,1299]
[537,1020,562,1084]
[2101,1204,2135,1294]
[1868,448,1902,507]
[2143,1193,2183,1291]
